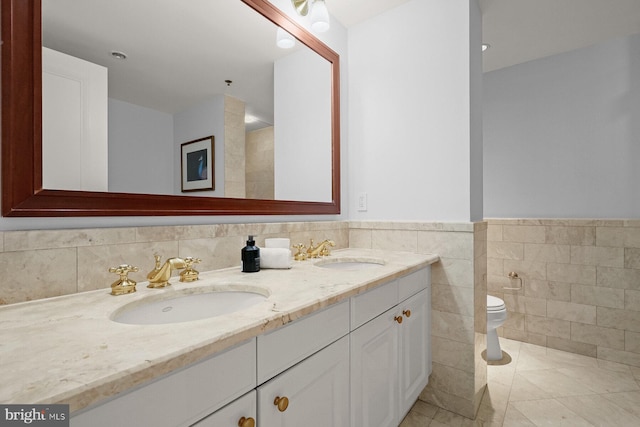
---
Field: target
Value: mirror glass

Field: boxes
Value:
[41,0,332,203]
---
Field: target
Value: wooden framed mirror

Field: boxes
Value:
[1,0,340,217]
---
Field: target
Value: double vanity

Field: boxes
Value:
[0,249,438,427]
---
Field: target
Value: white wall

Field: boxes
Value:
[173,96,226,198]
[274,49,332,202]
[348,0,481,222]
[484,32,640,218]
[108,99,174,195]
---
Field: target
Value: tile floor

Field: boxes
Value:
[401,338,640,426]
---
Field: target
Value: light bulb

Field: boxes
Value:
[276,27,296,49]
[310,0,330,33]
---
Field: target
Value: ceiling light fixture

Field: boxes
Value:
[276,27,296,49]
[482,43,490,52]
[291,0,330,33]
[110,50,127,60]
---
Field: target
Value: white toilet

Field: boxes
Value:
[486,295,508,361]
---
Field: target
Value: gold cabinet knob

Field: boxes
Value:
[238,416,255,427]
[274,396,289,412]
[394,315,403,324]
[403,309,411,318]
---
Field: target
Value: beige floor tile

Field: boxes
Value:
[411,400,439,418]
[558,394,640,426]
[508,374,552,401]
[601,391,640,418]
[430,409,477,427]
[511,369,593,400]
[488,365,516,389]
[411,337,640,426]
[557,365,640,393]
[399,410,433,427]
[516,344,597,372]
[502,405,535,426]
[510,399,592,426]
[596,357,635,374]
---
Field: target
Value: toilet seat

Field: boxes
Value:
[487,295,506,312]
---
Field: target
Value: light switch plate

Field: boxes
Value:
[357,192,368,211]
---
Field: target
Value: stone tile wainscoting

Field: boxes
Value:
[349,221,487,419]
[0,221,349,305]
[487,219,640,368]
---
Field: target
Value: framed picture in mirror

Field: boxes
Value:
[181,136,214,192]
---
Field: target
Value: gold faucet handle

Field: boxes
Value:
[180,257,201,282]
[320,240,335,256]
[293,244,308,261]
[108,264,139,296]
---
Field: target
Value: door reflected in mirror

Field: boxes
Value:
[41,0,332,203]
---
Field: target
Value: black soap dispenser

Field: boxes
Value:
[242,235,260,273]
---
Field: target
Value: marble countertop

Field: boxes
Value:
[0,248,438,413]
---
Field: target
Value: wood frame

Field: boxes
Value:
[1,0,340,217]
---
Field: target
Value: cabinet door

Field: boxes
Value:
[351,308,399,427]
[257,336,349,427]
[192,390,256,427]
[398,288,430,419]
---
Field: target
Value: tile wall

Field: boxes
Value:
[350,221,487,419]
[245,126,275,199]
[224,95,247,198]
[487,219,640,368]
[0,221,348,305]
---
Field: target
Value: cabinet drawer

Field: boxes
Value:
[192,390,256,427]
[257,300,349,384]
[398,267,430,302]
[71,339,256,427]
[350,279,398,330]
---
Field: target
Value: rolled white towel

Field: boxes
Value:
[265,238,291,249]
[260,247,292,269]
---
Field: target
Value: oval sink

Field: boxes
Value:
[112,288,268,325]
[315,257,385,271]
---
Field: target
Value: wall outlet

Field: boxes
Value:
[357,192,368,211]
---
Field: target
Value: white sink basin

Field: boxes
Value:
[112,287,268,325]
[315,257,385,271]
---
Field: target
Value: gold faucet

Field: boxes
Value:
[109,264,139,296]
[147,255,189,288]
[179,257,201,282]
[306,239,335,258]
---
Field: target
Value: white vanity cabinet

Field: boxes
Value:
[257,335,350,427]
[350,268,431,427]
[256,300,350,427]
[70,339,257,427]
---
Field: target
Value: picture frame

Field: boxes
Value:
[181,136,214,192]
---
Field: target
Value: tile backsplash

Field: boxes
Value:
[487,219,640,368]
[0,221,348,305]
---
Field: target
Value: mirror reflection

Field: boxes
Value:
[41,0,332,203]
